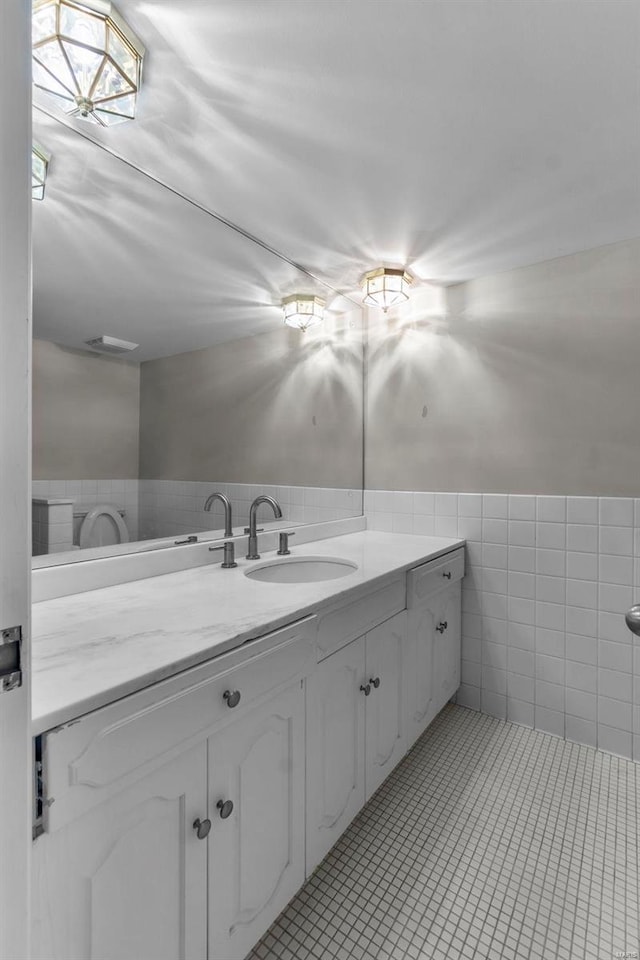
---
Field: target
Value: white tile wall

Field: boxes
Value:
[32,480,139,542]
[365,490,640,763]
[138,481,363,541]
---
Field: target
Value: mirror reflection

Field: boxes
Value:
[31,111,364,564]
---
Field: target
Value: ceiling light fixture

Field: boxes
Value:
[32,0,145,127]
[32,145,50,201]
[282,294,326,332]
[361,267,413,312]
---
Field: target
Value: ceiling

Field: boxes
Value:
[33,0,640,360]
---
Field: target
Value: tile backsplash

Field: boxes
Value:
[365,491,640,763]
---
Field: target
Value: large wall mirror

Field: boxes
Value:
[31,106,364,565]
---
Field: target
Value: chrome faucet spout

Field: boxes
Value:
[246,495,283,560]
[204,492,233,538]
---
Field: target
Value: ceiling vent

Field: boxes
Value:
[84,336,140,355]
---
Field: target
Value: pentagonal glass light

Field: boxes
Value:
[32,0,145,126]
[32,145,50,201]
[361,267,413,311]
[282,295,326,332]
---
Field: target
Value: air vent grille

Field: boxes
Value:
[84,336,139,355]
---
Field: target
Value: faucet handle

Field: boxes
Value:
[244,527,264,535]
[277,531,296,556]
[209,541,237,569]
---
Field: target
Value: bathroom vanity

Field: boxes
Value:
[30,531,464,960]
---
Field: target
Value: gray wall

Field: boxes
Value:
[366,238,640,496]
[32,339,140,480]
[139,321,363,488]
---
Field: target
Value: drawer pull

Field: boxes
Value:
[370,677,381,689]
[223,689,241,708]
[436,621,448,633]
[217,799,234,819]
[193,817,211,840]
[359,683,371,697]
[442,570,452,579]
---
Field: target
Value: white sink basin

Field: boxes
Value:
[245,556,358,584]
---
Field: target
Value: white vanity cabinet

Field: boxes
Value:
[305,609,408,875]
[207,680,306,960]
[32,743,209,960]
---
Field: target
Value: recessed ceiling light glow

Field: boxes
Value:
[361,267,413,311]
[282,294,326,332]
[32,0,145,127]
[32,145,50,201]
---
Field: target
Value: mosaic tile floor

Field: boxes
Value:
[248,704,640,960]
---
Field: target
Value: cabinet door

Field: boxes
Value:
[208,681,305,960]
[405,595,439,749]
[432,582,461,714]
[365,611,408,800]
[32,744,208,960]
[306,634,366,875]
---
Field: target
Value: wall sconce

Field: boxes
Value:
[282,294,326,332]
[32,0,145,126]
[361,267,413,311]
[32,145,50,200]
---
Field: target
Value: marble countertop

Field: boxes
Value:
[32,530,464,735]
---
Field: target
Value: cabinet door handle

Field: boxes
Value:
[359,683,371,697]
[442,570,452,579]
[193,817,211,840]
[369,677,381,689]
[217,799,234,819]
[436,621,448,633]
[223,689,241,708]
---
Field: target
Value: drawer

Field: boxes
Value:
[43,615,316,832]
[316,576,405,660]
[407,548,465,607]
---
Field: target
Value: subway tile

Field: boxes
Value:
[599,497,633,527]
[536,522,565,550]
[599,639,633,673]
[566,551,598,581]
[565,605,597,638]
[482,641,508,670]
[481,690,506,719]
[480,592,508,620]
[507,698,534,726]
[482,617,508,644]
[483,543,507,569]
[508,520,536,546]
[599,525,633,556]
[458,516,481,540]
[508,496,536,521]
[508,673,535,703]
[566,524,598,553]
[566,497,598,524]
[435,492,458,516]
[537,496,566,523]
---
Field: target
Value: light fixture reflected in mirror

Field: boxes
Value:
[32,145,50,201]
[282,294,326,332]
[32,0,145,126]
[361,267,413,311]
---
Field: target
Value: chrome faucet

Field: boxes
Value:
[246,495,283,559]
[204,492,233,538]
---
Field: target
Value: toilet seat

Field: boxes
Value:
[79,504,129,548]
